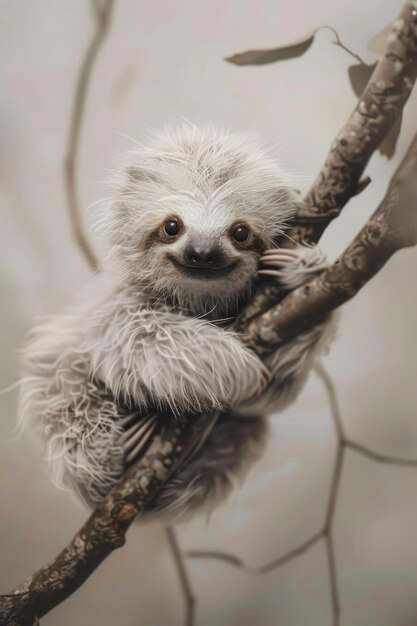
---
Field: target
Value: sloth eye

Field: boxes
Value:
[232,225,250,242]
[164,220,180,237]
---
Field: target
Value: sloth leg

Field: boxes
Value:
[145,412,268,523]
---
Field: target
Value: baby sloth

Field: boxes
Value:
[19,126,332,522]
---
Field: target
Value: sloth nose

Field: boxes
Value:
[183,245,227,269]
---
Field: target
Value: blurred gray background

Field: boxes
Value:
[1,1,417,625]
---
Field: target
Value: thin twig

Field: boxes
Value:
[187,530,324,575]
[166,527,196,626]
[345,440,417,467]
[322,25,366,65]
[315,363,344,439]
[187,361,417,626]
[316,366,344,626]
[325,533,341,626]
[186,366,346,626]
[64,0,114,271]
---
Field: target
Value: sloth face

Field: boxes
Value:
[161,217,259,281]
[141,207,267,309]
[107,126,296,314]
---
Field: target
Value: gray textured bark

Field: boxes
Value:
[289,0,417,243]
[1,2,416,624]
[239,130,417,353]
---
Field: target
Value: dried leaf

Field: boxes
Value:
[367,23,392,55]
[225,30,316,65]
[348,62,377,97]
[226,28,402,158]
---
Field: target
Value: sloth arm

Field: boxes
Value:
[86,285,270,416]
[19,283,269,506]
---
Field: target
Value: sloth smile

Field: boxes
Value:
[169,256,238,280]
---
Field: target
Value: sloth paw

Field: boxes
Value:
[258,245,327,291]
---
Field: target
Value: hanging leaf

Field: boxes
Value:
[348,62,377,96]
[226,26,402,158]
[225,30,317,65]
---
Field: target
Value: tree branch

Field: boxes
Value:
[290,0,417,243]
[238,1,417,323]
[186,530,324,575]
[1,2,417,624]
[345,440,417,467]
[0,412,216,625]
[239,128,417,354]
[166,527,196,626]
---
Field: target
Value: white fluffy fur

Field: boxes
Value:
[102,124,295,314]
[19,126,334,521]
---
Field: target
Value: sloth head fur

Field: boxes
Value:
[105,125,296,316]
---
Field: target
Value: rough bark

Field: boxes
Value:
[239,0,417,323]
[0,413,217,625]
[1,2,416,624]
[288,0,417,244]
[239,130,417,353]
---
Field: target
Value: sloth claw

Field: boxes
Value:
[258,246,327,290]
[258,248,299,280]
[258,269,285,278]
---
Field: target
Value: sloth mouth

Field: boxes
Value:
[169,256,238,280]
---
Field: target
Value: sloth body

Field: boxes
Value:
[20,127,332,522]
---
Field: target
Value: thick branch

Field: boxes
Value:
[289,1,417,244]
[239,131,417,353]
[0,413,215,625]
[239,1,417,324]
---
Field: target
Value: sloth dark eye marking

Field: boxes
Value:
[164,220,180,237]
[232,224,250,242]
